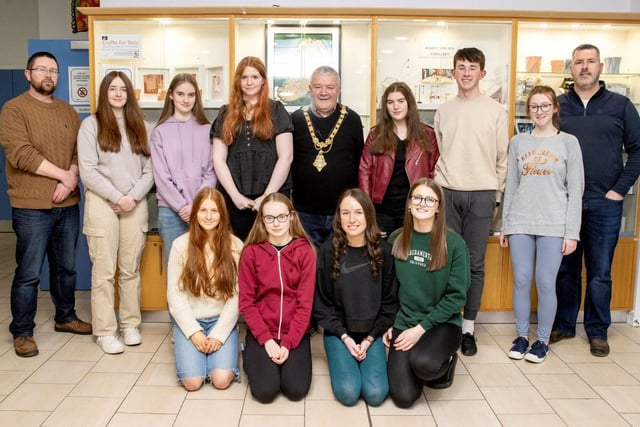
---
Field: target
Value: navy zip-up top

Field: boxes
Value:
[558,82,640,199]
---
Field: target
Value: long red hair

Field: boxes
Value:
[179,187,237,300]
[221,56,273,146]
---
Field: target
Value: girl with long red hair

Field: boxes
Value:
[211,56,293,240]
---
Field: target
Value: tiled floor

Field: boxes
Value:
[0,233,639,426]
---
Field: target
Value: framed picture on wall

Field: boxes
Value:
[515,118,534,134]
[266,25,340,107]
[137,67,170,102]
[205,65,226,103]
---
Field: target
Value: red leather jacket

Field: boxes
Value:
[358,124,439,204]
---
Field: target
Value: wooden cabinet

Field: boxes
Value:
[139,234,167,311]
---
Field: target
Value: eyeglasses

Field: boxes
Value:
[528,103,553,113]
[263,213,291,224]
[30,67,59,76]
[410,195,439,207]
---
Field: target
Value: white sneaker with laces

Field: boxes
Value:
[97,335,124,354]
[122,327,142,346]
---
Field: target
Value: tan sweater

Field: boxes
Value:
[0,92,81,208]
[433,94,509,200]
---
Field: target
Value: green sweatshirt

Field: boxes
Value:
[390,229,470,331]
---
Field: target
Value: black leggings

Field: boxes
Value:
[387,323,461,408]
[243,332,312,403]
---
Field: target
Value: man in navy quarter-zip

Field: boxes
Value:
[551,44,640,357]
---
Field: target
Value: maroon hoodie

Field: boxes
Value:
[239,237,316,350]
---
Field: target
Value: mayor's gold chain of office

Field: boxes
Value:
[302,104,348,172]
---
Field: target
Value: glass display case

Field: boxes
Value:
[91,17,229,122]
[516,21,640,236]
[376,19,512,126]
[234,17,372,131]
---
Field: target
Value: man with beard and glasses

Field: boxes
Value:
[0,51,92,358]
[550,44,640,357]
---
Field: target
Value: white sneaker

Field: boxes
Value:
[122,327,142,346]
[96,335,124,354]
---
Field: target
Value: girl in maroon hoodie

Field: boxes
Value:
[239,192,316,403]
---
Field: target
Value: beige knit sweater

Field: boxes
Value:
[0,92,81,208]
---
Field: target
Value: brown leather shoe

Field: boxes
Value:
[55,319,92,335]
[549,330,575,343]
[589,338,610,357]
[14,336,39,358]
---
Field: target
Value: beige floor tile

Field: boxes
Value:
[310,332,325,355]
[31,331,73,351]
[107,413,176,427]
[312,353,329,375]
[43,396,121,427]
[0,383,74,411]
[371,415,437,427]
[91,351,154,374]
[368,394,430,415]
[514,351,573,374]
[459,344,511,364]
[483,323,517,336]
[306,374,334,400]
[242,393,305,415]
[174,399,243,427]
[621,413,640,426]
[239,415,305,427]
[138,322,172,335]
[607,334,640,352]
[548,398,630,427]
[570,362,640,386]
[136,362,178,386]
[118,385,187,414]
[424,374,484,400]
[0,348,54,371]
[609,352,640,374]
[551,341,612,364]
[149,342,175,364]
[305,399,370,427]
[26,359,93,384]
[526,373,598,398]
[0,411,49,427]
[465,363,530,387]
[184,377,248,400]
[498,414,567,427]
[50,340,104,362]
[121,333,164,353]
[69,372,139,398]
[481,386,553,414]
[428,400,501,427]
[593,385,640,412]
[0,370,32,394]
[612,324,640,344]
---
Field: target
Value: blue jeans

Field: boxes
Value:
[10,206,80,337]
[173,317,239,381]
[157,207,189,265]
[296,211,334,249]
[554,197,623,340]
[323,334,389,406]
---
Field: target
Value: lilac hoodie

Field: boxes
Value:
[151,116,216,210]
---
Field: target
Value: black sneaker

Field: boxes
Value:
[508,336,529,360]
[524,340,549,363]
[461,333,477,356]
[425,352,458,389]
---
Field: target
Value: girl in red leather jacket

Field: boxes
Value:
[359,82,439,237]
[238,192,316,403]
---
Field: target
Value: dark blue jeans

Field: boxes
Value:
[10,206,80,337]
[296,211,334,249]
[554,197,623,340]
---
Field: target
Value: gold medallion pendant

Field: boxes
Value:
[302,104,348,173]
[313,152,327,172]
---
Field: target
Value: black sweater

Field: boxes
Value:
[313,239,398,340]
[558,83,640,199]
